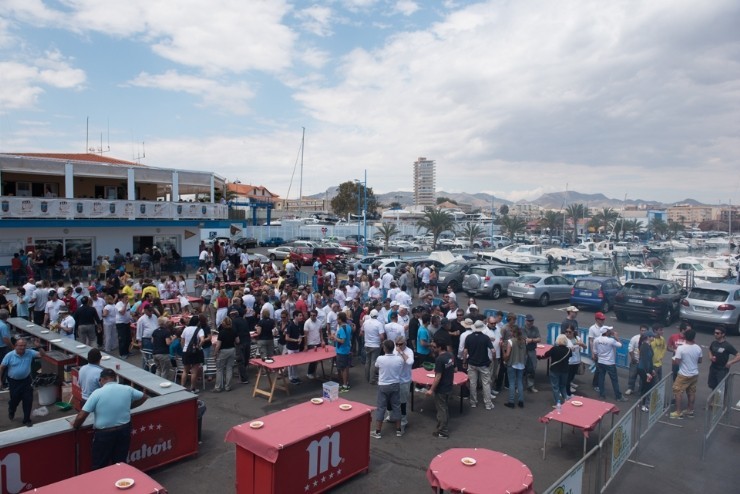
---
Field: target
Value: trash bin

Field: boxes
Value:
[197,400,207,443]
[33,373,58,406]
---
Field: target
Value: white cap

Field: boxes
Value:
[370,309,379,318]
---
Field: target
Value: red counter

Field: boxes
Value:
[0,424,77,494]
[77,393,198,473]
[30,463,167,493]
[225,398,373,494]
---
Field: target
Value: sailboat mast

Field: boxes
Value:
[299,127,305,216]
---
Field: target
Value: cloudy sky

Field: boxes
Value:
[1,0,738,205]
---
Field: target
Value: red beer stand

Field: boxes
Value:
[225,398,373,494]
[30,463,167,493]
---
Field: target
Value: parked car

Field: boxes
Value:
[313,247,346,265]
[372,258,407,277]
[233,237,258,249]
[614,278,684,325]
[569,276,623,313]
[259,237,285,247]
[436,260,481,292]
[680,283,740,335]
[267,246,293,261]
[462,264,520,299]
[389,240,422,252]
[508,274,573,306]
[489,235,512,248]
[289,247,314,267]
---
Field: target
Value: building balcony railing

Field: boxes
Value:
[0,196,228,221]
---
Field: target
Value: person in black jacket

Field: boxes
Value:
[73,296,102,347]
[230,309,252,384]
[544,335,572,405]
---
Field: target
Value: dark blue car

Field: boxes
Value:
[259,237,285,247]
[569,276,622,313]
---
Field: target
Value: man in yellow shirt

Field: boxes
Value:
[141,281,159,301]
[651,324,667,380]
[121,279,135,301]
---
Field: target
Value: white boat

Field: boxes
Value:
[542,247,590,264]
[613,241,645,257]
[704,237,730,248]
[572,240,617,260]
[667,239,691,251]
[660,256,730,287]
[488,244,550,265]
[620,264,658,283]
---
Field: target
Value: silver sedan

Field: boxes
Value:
[508,274,573,307]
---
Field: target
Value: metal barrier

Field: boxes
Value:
[543,374,673,494]
[701,372,739,459]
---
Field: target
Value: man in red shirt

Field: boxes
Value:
[668,320,689,381]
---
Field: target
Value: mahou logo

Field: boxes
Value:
[0,453,28,494]
[306,432,342,479]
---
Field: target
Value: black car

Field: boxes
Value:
[436,260,481,292]
[233,237,259,249]
[614,278,684,325]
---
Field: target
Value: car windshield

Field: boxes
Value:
[441,263,464,273]
[575,280,602,290]
[623,284,658,296]
[688,288,730,302]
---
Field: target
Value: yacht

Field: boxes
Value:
[660,256,730,287]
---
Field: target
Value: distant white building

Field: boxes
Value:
[413,157,436,208]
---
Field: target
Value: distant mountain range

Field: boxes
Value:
[308,187,709,210]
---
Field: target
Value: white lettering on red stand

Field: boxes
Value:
[0,453,29,494]
[306,432,342,480]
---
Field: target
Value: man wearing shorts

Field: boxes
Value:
[670,329,702,419]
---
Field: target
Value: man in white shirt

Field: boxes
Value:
[593,328,625,401]
[345,281,360,303]
[446,285,457,303]
[242,288,255,310]
[381,268,394,298]
[325,303,339,337]
[420,264,431,289]
[303,310,324,379]
[334,286,347,309]
[588,312,608,390]
[392,336,414,429]
[368,280,382,301]
[44,291,65,328]
[387,282,400,304]
[395,287,412,308]
[362,309,386,384]
[115,294,132,359]
[58,307,76,339]
[384,312,405,343]
[670,329,703,419]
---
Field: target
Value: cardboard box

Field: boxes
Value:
[323,381,339,402]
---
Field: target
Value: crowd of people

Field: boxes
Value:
[2,240,739,441]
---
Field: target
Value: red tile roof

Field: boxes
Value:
[228,183,278,198]
[8,153,144,166]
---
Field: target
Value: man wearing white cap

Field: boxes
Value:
[58,306,76,339]
[463,320,494,409]
[561,306,580,335]
[589,312,609,391]
[361,309,386,384]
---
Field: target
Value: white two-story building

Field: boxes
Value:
[0,152,229,279]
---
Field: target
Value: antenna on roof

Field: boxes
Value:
[134,142,146,163]
[87,117,111,155]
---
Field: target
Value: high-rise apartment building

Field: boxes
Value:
[413,156,436,207]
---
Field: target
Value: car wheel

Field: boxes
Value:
[491,286,502,300]
[538,293,549,307]
[601,300,610,313]
[413,247,419,252]
[269,254,276,260]
[512,298,522,304]
[616,311,627,321]
[663,307,673,326]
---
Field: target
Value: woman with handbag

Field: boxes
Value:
[565,328,587,395]
[181,315,205,393]
[544,335,572,405]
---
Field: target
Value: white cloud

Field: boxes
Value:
[296,5,334,37]
[393,1,420,16]
[127,71,254,115]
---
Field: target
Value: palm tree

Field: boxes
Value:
[417,208,455,249]
[499,215,527,240]
[540,211,564,243]
[623,219,643,239]
[458,223,485,248]
[565,203,586,242]
[649,217,669,239]
[375,222,400,250]
[592,207,619,236]
[667,219,685,238]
